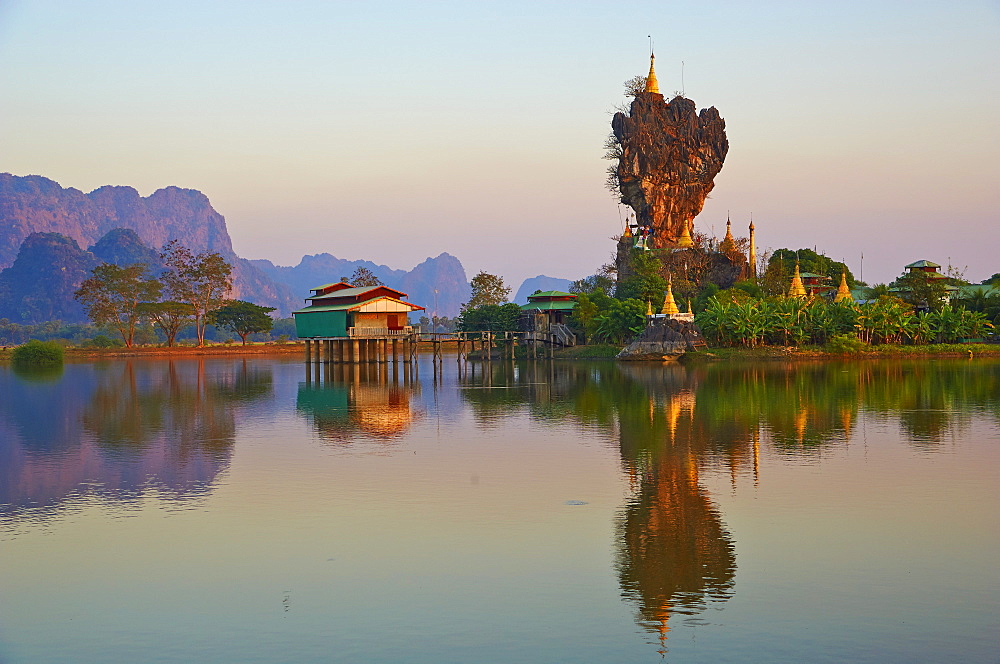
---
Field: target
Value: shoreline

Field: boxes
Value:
[3,341,999,364]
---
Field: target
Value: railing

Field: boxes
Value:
[348,326,412,338]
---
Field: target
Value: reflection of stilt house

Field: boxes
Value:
[293,282,425,364]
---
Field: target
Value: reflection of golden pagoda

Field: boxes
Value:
[617,443,735,653]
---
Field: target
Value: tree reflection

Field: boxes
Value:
[296,363,422,446]
[0,358,273,518]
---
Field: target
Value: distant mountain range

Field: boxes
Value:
[0,173,477,323]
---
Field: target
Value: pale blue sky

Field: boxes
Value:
[1,1,998,288]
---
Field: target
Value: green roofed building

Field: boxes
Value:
[520,290,577,326]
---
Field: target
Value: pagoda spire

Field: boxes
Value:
[661,276,679,315]
[676,218,694,248]
[720,216,736,253]
[644,53,660,94]
[789,261,807,298]
[834,271,853,302]
[748,216,757,279]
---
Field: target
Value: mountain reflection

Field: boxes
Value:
[456,357,1000,651]
[296,363,422,446]
[0,359,272,520]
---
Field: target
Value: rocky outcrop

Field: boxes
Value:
[0,233,99,323]
[0,174,233,267]
[611,94,727,247]
[617,318,706,361]
[513,275,574,304]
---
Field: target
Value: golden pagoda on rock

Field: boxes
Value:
[676,218,695,248]
[661,277,679,315]
[789,262,807,298]
[834,271,853,303]
[644,53,660,94]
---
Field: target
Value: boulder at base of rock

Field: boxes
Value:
[617,318,706,361]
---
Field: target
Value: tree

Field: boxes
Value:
[765,249,855,295]
[160,241,233,346]
[208,301,276,345]
[458,302,521,332]
[74,263,162,347]
[350,266,383,287]
[137,301,194,347]
[982,273,1000,286]
[463,272,511,310]
[594,298,646,344]
[892,270,951,311]
[615,251,667,310]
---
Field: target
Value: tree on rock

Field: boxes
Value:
[74,263,162,347]
[463,272,511,310]
[209,300,276,345]
[160,241,233,346]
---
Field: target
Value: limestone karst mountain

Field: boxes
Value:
[0,173,472,323]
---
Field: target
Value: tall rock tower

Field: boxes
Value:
[610,54,729,249]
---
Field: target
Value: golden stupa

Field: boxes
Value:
[789,261,807,298]
[834,271,853,303]
[644,53,660,94]
[676,218,695,248]
[720,217,736,253]
[661,277,679,315]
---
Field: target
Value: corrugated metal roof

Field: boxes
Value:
[309,286,381,300]
[310,282,351,292]
[520,301,576,312]
[527,290,577,299]
[293,303,356,314]
[294,295,425,314]
[905,259,940,269]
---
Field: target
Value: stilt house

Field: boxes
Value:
[293,282,425,339]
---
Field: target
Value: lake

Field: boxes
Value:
[1,355,998,663]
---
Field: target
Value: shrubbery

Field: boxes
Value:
[11,339,64,366]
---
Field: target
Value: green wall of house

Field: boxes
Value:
[293,310,348,338]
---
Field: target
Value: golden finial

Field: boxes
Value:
[835,271,853,302]
[644,53,660,94]
[646,299,653,317]
[789,261,807,298]
[676,218,694,248]
[661,276,679,315]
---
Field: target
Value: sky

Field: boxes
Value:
[1,0,998,290]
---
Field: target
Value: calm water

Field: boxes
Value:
[1,356,998,663]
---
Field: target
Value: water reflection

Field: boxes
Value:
[296,363,423,446]
[457,357,1000,652]
[0,359,272,522]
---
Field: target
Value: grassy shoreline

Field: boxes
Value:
[2,340,998,364]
